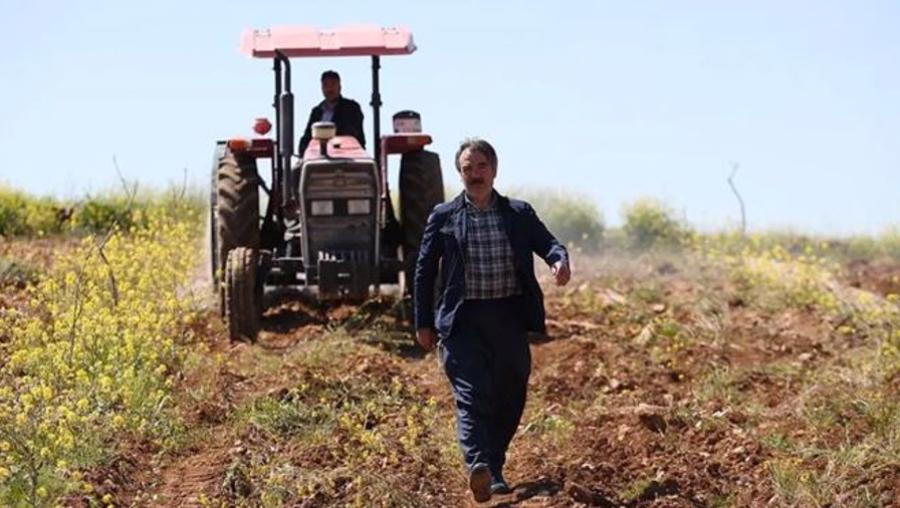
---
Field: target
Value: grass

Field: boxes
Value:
[691,239,898,505]
[618,476,656,502]
[562,237,899,505]
[693,367,748,407]
[0,183,205,238]
[3,185,900,506]
[216,330,461,507]
[0,258,41,288]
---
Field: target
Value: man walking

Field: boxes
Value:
[414,138,571,502]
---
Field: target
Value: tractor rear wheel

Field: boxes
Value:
[211,147,260,315]
[399,149,444,296]
[224,247,261,342]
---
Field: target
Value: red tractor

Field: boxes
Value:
[210,26,444,341]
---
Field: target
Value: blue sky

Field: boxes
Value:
[1,1,898,234]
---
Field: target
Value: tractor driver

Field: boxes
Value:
[297,70,366,155]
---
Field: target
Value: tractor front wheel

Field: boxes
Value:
[224,247,261,342]
[212,148,260,316]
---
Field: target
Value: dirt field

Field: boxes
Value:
[3,241,898,507]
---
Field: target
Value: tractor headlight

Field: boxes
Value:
[347,199,371,215]
[310,200,334,216]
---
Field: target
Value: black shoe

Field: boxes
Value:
[490,471,513,495]
[489,462,512,495]
[469,463,492,503]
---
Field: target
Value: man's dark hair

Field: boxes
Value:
[321,70,340,82]
[455,137,498,172]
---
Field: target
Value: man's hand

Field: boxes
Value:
[551,260,571,286]
[416,328,439,352]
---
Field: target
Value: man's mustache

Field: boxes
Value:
[468,177,485,185]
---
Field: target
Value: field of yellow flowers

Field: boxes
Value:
[1,189,205,506]
[1,188,898,507]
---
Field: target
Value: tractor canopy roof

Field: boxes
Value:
[240,25,416,58]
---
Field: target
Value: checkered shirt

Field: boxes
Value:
[463,196,522,299]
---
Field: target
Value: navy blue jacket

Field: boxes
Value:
[414,191,568,339]
[298,96,366,155]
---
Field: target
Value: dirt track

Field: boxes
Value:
[106,252,895,507]
[6,236,896,507]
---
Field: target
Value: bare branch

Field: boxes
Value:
[80,155,142,307]
[112,155,139,210]
[95,225,115,251]
[179,167,188,201]
[97,245,119,307]
[66,271,85,363]
[727,162,747,238]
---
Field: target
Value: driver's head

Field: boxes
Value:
[321,70,341,103]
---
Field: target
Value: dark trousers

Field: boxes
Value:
[438,296,531,475]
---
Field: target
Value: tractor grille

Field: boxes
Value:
[317,249,370,264]
[299,160,379,287]
[316,249,373,300]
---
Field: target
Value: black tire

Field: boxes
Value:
[212,147,260,315]
[209,143,226,304]
[225,247,260,342]
[399,150,444,295]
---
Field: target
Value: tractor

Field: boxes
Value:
[210,26,444,341]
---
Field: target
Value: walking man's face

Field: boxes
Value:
[458,148,496,205]
[321,77,341,103]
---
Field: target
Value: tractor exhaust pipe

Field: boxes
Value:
[272,56,284,222]
[275,50,294,210]
[371,55,382,165]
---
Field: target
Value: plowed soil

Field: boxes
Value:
[5,241,898,507]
